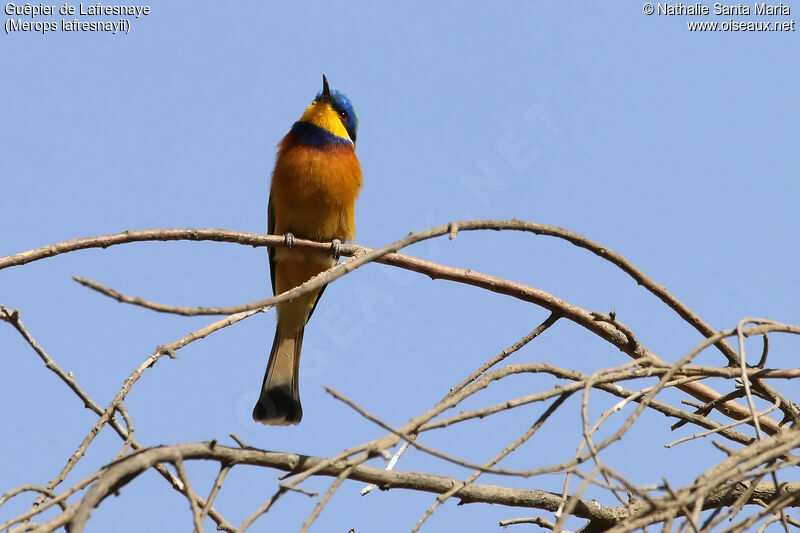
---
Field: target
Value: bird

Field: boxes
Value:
[253,75,362,425]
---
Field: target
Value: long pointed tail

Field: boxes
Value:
[252,325,304,425]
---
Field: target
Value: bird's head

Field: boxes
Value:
[298,75,358,144]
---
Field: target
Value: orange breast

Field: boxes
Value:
[270,141,362,242]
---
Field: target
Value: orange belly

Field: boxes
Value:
[270,142,362,242]
[269,139,362,329]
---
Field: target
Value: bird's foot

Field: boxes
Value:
[330,238,342,260]
[283,232,295,251]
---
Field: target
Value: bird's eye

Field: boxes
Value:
[339,110,348,121]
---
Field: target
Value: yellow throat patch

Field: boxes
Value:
[298,101,352,143]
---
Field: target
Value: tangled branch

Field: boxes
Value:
[1,219,798,532]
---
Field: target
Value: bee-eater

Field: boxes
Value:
[253,75,362,425]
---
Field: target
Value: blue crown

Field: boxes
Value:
[315,88,358,143]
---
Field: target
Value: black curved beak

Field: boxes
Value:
[320,74,332,104]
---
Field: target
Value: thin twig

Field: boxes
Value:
[0,306,243,532]
[300,466,354,532]
[0,470,105,531]
[736,317,770,440]
[73,276,254,316]
[0,486,63,509]
[362,315,560,496]
[196,464,230,531]
[411,394,572,532]
[665,398,782,448]
[325,386,536,476]
[499,516,555,529]
[238,488,286,532]
[42,307,265,502]
[173,458,203,533]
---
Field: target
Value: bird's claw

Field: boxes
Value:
[283,232,295,251]
[330,238,341,260]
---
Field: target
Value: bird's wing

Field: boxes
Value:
[306,275,329,323]
[267,192,277,296]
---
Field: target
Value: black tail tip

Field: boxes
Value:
[252,389,303,426]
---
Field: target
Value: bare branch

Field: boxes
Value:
[300,466,354,533]
[4,220,800,532]
[41,306,264,501]
[237,488,286,532]
[7,221,794,428]
[499,516,555,529]
[196,464,230,531]
[362,314,559,495]
[73,276,254,316]
[411,394,572,532]
[0,306,242,532]
[0,486,63,510]
[64,442,621,532]
[173,458,203,532]
[665,398,782,449]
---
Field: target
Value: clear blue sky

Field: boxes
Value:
[1,2,798,531]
